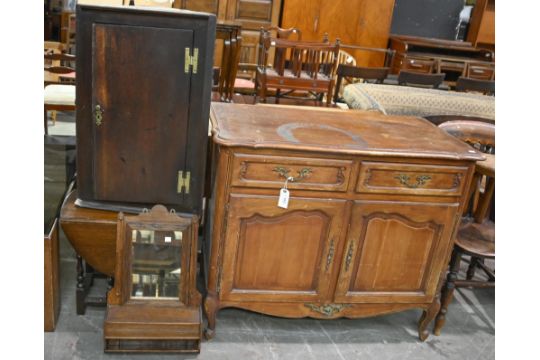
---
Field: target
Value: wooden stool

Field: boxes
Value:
[434,121,495,335]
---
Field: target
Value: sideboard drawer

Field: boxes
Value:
[356,162,468,196]
[231,154,352,192]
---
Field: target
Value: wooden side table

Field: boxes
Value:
[60,190,117,314]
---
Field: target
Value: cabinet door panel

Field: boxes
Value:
[92,24,193,204]
[226,0,279,30]
[335,200,458,303]
[220,194,347,303]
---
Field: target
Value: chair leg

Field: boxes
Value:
[259,82,267,103]
[51,110,57,126]
[275,89,280,104]
[466,256,479,280]
[44,108,49,135]
[326,83,335,107]
[434,248,461,336]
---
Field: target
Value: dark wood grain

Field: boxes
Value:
[397,71,446,89]
[76,4,216,214]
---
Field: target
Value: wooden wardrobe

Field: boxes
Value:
[281,0,396,67]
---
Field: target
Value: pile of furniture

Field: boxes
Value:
[43,2,495,356]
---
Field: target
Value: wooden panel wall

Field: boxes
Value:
[281,0,396,67]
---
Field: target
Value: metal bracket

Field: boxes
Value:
[184,47,199,74]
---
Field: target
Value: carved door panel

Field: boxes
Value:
[334,200,459,303]
[219,194,347,303]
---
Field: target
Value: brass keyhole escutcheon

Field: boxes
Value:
[95,105,103,126]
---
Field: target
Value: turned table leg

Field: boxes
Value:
[434,248,462,336]
[76,254,87,315]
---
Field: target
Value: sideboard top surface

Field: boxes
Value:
[210,103,484,161]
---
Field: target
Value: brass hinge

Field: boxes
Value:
[177,171,191,194]
[184,47,199,74]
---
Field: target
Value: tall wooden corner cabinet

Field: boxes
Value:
[203,103,484,341]
[75,4,215,214]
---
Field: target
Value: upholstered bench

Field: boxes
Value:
[343,83,495,120]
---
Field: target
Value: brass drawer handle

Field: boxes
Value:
[273,167,312,182]
[325,238,335,272]
[94,104,103,126]
[394,174,431,189]
[345,242,354,271]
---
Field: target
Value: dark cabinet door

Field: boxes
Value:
[92,23,193,205]
[76,5,216,214]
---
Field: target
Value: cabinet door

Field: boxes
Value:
[219,194,347,303]
[91,23,193,205]
[334,200,458,303]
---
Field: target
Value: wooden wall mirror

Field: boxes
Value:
[104,205,202,353]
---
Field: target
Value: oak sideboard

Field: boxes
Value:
[204,103,483,341]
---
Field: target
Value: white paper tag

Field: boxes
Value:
[278,188,290,209]
[164,236,172,243]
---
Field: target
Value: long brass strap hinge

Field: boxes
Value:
[177,171,191,194]
[184,47,199,74]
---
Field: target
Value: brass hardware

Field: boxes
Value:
[94,104,103,126]
[325,239,335,272]
[394,174,431,189]
[184,47,199,74]
[193,48,198,74]
[345,242,354,271]
[273,167,312,182]
[452,173,462,188]
[177,171,191,194]
[304,303,351,317]
[336,167,346,185]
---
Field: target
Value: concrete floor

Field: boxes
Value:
[44,113,495,359]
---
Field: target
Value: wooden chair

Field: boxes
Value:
[214,22,242,102]
[333,65,390,103]
[44,53,76,135]
[65,13,77,54]
[397,70,446,89]
[267,26,302,41]
[255,32,340,106]
[455,76,495,96]
[434,120,495,336]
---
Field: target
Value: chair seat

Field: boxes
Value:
[455,217,495,257]
[44,84,76,106]
[265,68,331,81]
[234,78,255,89]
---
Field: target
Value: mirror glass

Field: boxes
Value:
[130,228,183,300]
